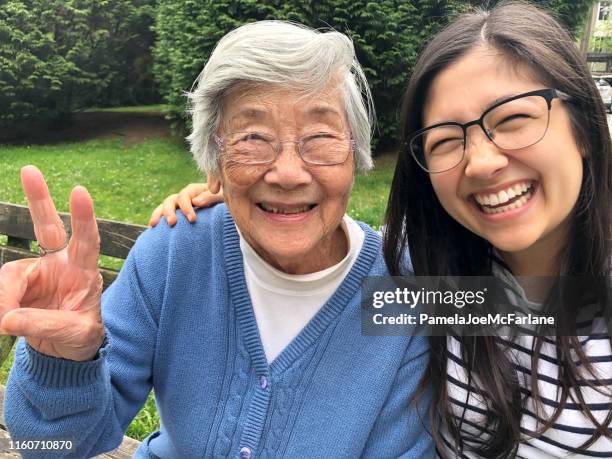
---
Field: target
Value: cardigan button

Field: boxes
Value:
[260,375,268,390]
[239,446,252,459]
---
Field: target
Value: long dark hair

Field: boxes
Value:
[383,1,612,456]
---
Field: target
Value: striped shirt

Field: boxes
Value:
[439,272,612,458]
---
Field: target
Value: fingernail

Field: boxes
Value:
[188,214,195,222]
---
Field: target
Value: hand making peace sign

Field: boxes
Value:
[0,166,105,361]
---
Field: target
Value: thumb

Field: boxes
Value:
[0,258,40,317]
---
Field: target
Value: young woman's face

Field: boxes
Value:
[423,47,583,263]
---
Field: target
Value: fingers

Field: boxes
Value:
[149,204,164,227]
[189,183,210,206]
[20,165,67,251]
[149,182,222,228]
[0,308,104,361]
[178,190,197,223]
[67,186,100,270]
[190,183,224,208]
[162,194,179,226]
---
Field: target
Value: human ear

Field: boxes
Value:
[206,173,222,194]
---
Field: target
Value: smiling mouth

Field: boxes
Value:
[257,203,317,214]
[472,180,536,215]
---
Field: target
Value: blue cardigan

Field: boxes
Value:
[5,205,432,458]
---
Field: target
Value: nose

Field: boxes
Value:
[463,126,508,178]
[264,142,312,188]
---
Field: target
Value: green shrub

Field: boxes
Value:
[0,0,158,128]
[152,0,592,151]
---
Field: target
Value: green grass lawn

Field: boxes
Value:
[0,137,394,227]
[0,137,396,441]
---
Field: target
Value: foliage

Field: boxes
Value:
[153,0,454,148]
[153,0,592,151]
[590,19,612,53]
[0,0,158,128]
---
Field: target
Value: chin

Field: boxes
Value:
[263,243,312,262]
[483,234,539,254]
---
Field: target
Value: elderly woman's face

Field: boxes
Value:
[209,82,355,274]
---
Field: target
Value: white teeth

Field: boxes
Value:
[474,181,533,207]
[481,190,532,214]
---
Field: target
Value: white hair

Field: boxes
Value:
[186,20,375,174]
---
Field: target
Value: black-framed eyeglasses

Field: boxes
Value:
[214,131,355,166]
[407,88,571,173]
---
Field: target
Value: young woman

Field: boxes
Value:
[150,2,611,457]
[385,2,612,457]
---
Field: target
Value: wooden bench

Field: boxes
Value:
[0,201,147,458]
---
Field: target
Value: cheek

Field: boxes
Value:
[222,160,266,186]
[430,174,457,208]
[323,170,353,203]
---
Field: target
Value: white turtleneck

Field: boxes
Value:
[238,215,365,363]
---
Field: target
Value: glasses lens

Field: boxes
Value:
[301,134,351,165]
[225,132,276,164]
[410,125,465,173]
[483,95,550,150]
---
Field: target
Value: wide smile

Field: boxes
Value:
[471,180,537,215]
[256,202,318,221]
[257,202,317,214]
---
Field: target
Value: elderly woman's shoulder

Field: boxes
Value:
[134,204,229,257]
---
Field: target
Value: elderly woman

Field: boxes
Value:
[0,21,431,458]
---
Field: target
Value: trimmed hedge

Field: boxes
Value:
[0,0,157,127]
[152,0,593,150]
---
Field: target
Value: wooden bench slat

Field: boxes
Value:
[0,246,33,266]
[2,227,124,291]
[0,202,146,259]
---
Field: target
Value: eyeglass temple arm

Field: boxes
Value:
[555,89,571,101]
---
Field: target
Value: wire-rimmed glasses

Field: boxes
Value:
[215,131,354,166]
[407,88,570,173]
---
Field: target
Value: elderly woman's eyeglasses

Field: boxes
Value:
[215,132,354,166]
[407,88,571,173]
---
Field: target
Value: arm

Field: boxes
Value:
[362,336,434,458]
[1,166,160,457]
[5,229,162,458]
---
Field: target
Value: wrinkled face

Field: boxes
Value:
[209,82,355,274]
[423,47,583,270]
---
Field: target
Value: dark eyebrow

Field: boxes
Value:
[484,93,520,111]
[427,93,522,128]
